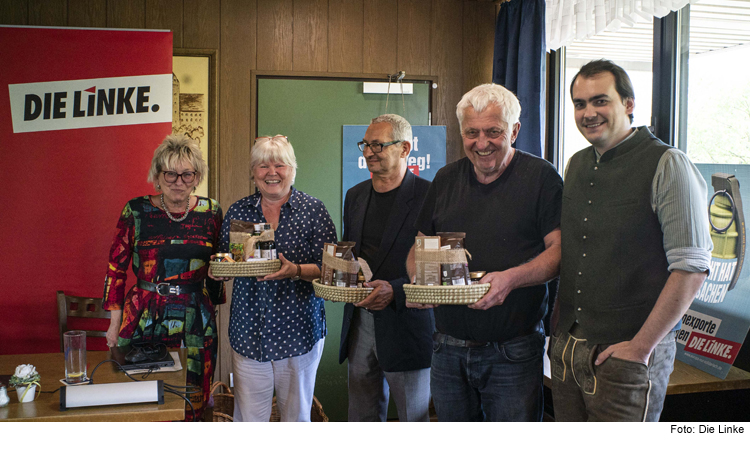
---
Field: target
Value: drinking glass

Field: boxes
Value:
[63,330,87,383]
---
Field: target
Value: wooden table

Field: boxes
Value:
[0,350,187,422]
[543,353,750,394]
[666,360,750,394]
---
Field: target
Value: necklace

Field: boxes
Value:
[161,193,190,222]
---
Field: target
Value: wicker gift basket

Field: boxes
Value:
[209,259,281,277]
[403,283,490,305]
[409,237,489,304]
[312,278,373,303]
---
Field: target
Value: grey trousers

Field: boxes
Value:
[550,329,676,422]
[347,308,431,422]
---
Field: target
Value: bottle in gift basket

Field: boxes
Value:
[330,242,357,287]
[252,223,263,259]
[437,232,471,286]
[469,271,486,285]
[261,223,277,259]
[334,270,349,287]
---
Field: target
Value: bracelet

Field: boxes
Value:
[291,263,301,281]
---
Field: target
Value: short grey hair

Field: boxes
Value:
[370,114,413,143]
[250,136,298,185]
[147,134,207,186]
[456,84,521,131]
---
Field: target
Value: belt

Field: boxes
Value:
[434,332,490,348]
[137,279,204,296]
[435,322,544,348]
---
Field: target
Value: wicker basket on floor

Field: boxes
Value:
[403,283,490,305]
[270,395,329,422]
[210,381,234,422]
[210,259,281,277]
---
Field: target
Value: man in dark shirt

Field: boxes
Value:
[407,84,563,421]
[339,114,434,421]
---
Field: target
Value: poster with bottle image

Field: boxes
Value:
[675,164,750,379]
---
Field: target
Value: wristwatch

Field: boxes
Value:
[291,263,301,281]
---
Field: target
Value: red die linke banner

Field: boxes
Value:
[0,26,172,354]
[684,331,740,364]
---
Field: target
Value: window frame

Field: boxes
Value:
[546,8,690,166]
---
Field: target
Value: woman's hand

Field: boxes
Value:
[257,253,297,281]
[208,254,231,281]
[106,310,123,348]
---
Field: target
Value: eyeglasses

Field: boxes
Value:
[162,171,197,183]
[357,140,402,153]
[255,135,288,143]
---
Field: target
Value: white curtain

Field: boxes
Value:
[546,0,701,50]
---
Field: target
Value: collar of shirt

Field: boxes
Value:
[594,127,637,163]
[247,186,301,211]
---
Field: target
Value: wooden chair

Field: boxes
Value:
[57,290,111,352]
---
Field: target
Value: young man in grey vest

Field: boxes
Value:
[550,59,713,421]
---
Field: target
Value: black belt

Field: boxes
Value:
[434,322,544,348]
[434,332,490,348]
[137,279,204,296]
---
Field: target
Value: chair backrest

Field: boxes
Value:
[57,291,111,352]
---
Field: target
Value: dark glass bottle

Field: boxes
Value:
[261,223,277,259]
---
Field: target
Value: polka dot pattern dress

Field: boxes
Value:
[220,187,338,362]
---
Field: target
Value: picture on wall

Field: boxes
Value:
[172,49,218,198]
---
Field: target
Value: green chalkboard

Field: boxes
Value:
[257,77,431,422]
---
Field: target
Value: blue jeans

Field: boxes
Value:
[430,328,545,422]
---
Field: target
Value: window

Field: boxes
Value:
[549,0,750,171]
[558,21,654,175]
[682,0,750,164]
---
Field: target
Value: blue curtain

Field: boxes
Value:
[493,0,546,158]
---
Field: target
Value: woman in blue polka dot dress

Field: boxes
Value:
[212,135,337,421]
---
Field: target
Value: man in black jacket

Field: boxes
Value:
[339,114,434,421]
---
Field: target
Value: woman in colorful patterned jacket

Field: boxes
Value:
[103,134,224,421]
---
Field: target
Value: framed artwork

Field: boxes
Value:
[172,48,218,199]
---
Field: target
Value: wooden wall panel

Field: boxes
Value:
[68,0,106,27]
[293,0,328,72]
[217,0,257,385]
[107,0,146,29]
[146,0,183,48]
[461,1,495,94]
[0,0,28,25]
[257,0,293,70]
[397,0,430,77]
[362,0,397,74]
[28,0,66,26]
[183,0,220,49]
[328,0,363,73]
[431,0,464,162]
[0,0,501,388]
